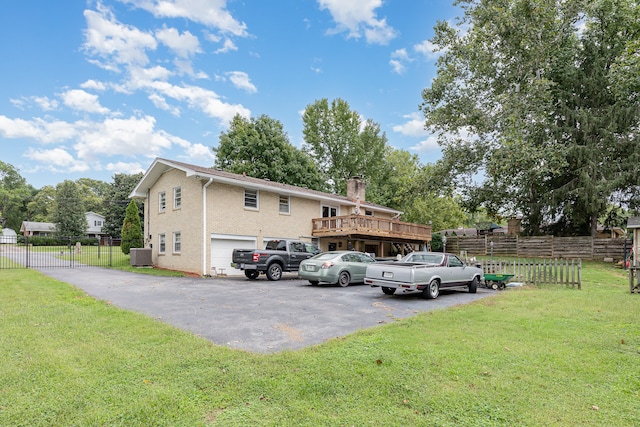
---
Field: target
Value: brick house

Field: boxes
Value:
[129,158,432,276]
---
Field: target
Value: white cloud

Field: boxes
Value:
[226,71,257,93]
[410,135,440,152]
[389,59,405,74]
[122,0,248,36]
[181,142,215,163]
[105,161,145,175]
[414,39,441,60]
[214,38,238,54]
[148,93,181,116]
[0,115,77,143]
[83,7,157,70]
[155,26,201,57]
[25,147,90,173]
[392,112,427,137]
[317,0,397,45]
[33,96,59,111]
[61,89,110,114]
[80,80,107,91]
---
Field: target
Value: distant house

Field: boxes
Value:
[86,212,106,238]
[20,212,106,238]
[20,221,56,236]
[0,228,17,243]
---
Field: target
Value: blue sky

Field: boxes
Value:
[0,0,459,189]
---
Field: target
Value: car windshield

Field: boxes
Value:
[402,253,443,264]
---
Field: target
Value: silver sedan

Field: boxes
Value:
[298,251,376,287]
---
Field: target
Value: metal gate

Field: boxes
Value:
[0,236,127,269]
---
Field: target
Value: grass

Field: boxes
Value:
[0,262,638,426]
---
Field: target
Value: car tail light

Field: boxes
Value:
[321,261,334,269]
[252,253,260,262]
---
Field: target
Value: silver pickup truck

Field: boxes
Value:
[364,252,482,299]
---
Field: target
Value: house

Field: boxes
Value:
[20,212,105,238]
[20,221,56,236]
[129,158,432,276]
[86,212,106,238]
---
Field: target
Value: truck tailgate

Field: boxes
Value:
[232,249,254,263]
[366,262,424,284]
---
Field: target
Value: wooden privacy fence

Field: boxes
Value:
[476,258,582,289]
[447,235,628,261]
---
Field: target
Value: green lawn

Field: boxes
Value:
[1,262,638,426]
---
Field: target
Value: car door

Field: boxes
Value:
[289,242,311,269]
[446,255,467,286]
[350,253,375,282]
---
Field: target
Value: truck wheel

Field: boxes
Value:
[423,279,440,299]
[244,270,259,280]
[382,286,395,295]
[337,271,350,287]
[266,263,283,281]
[468,276,478,293]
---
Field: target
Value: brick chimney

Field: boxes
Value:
[347,177,365,203]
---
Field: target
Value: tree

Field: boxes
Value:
[214,114,326,191]
[302,98,387,195]
[26,185,56,222]
[0,161,32,230]
[421,0,640,236]
[121,199,143,255]
[53,180,87,237]
[76,178,109,215]
[102,173,144,238]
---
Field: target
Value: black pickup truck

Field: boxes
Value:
[231,239,322,281]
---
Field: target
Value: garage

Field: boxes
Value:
[210,234,256,276]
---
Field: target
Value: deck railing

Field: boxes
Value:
[311,215,431,241]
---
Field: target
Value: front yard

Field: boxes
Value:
[0,262,638,426]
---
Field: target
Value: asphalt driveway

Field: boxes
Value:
[39,268,496,354]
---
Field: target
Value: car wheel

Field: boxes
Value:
[423,279,440,299]
[469,276,478,293]
[266,263,283,281]
[382,286,395,295]
[337,271,351,287]
[244,270,259,280]
[309,280,319,286]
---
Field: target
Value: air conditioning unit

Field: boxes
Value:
[130,248,153,267]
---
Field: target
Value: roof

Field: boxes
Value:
[21,221,56,232]
[627,217,640,229]
[130,158,402,215]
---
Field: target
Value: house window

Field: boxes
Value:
[159,191,166,212]
[365,210,374,216]
[174,187,182,209]
[244,189,258,209]
[94,220,103,226]
[173,232,181,253]
[159,234,166,253]
[322,206,338,217]
[279,195,290,214]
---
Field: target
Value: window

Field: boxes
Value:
[159,191,166,212]
[322,206,338,217]
[244,189,258,209]
[94,220,103,226]
[279,195,290,214]
[173,232,181,253]
[365,210,374,216]
[173,187,182,209]
[159,234,166,253]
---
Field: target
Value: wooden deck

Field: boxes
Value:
[311,215,431,243]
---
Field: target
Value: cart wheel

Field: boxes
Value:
[491,283,498,290]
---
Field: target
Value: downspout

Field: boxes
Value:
[202,177,214,276]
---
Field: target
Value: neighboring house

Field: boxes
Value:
[20,212,105,238]
[20,221,56,236]
[129,158,432,276]
[0,228,17,243]
[86,212,105,238]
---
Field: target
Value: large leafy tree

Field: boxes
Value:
[76,178,109,215]
[53,180,87,237]
[0,161,32,230]
[214,114,326,191]
[302,98,387,195]
[102,173,144,238]
[421,0,640,236]
[26,185,57,222]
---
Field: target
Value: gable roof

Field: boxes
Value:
[130,158,402,215]
[21,221,56,233]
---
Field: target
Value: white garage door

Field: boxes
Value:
[210,234,256,276]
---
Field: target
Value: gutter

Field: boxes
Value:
[202,177,214,276]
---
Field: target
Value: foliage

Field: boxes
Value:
[421,0,640,236]
[302,98,387,194]
[120,199,143,255]
[52,180,87,237]
[0,160,33,230]
[102,173,144,238]
[76,178,110,215]
[1,263,638,426]
[214,114,326,191]
[26,185,56,222]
